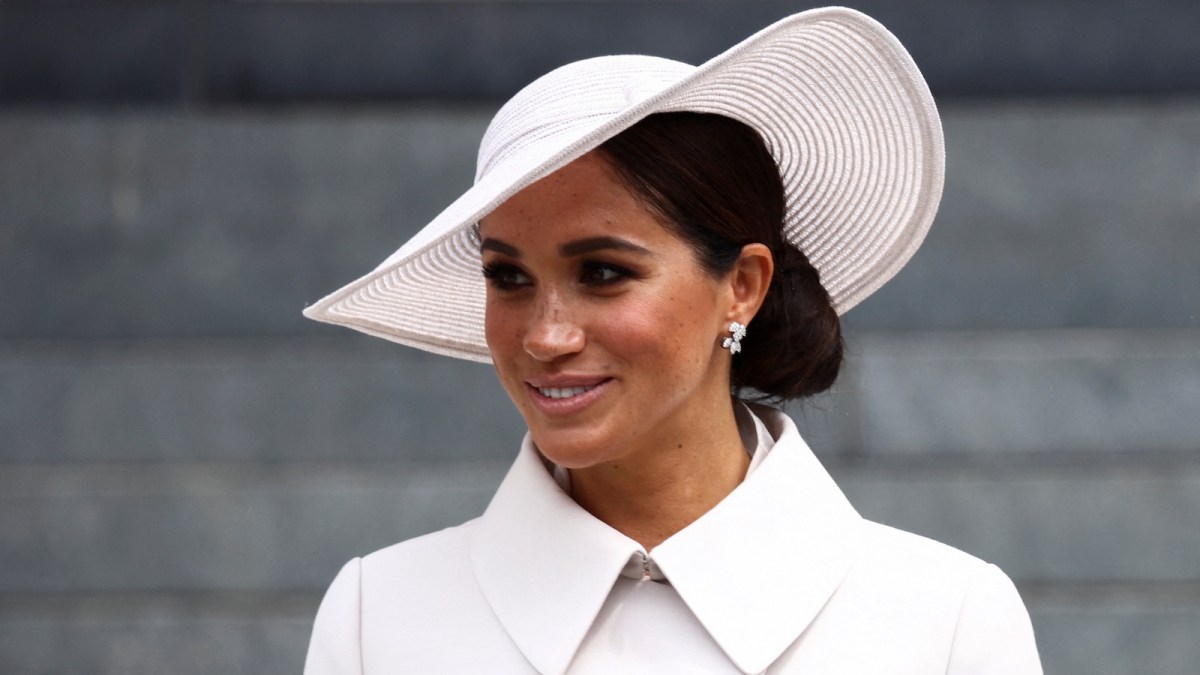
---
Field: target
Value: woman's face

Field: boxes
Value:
[479,152,737,470]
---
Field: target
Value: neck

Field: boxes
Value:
[567,400,750,551]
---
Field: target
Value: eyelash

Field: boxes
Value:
[481,260,637,291]
[580,260,636,286]
[481,261,530,291]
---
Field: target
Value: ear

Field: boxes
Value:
[725,243,774,326]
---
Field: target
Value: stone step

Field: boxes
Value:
[836,461,1200,584]
[0,337,525,463]
[850,100,1200,331]
[2,459,1196,593]
[839,329,1200,456]
[2,101,1198,339]
[0,109,486,340]
[0,592,314,675]
[0,460,508,593]
[1027,583,1200,675]
[3,0,1199,104]
[1,588,1196,675]
[2,330,1195,463]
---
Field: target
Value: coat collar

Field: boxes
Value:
[468,407,864,675]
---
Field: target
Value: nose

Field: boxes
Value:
[523,291,585,362]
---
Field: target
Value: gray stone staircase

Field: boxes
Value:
[2,2,1199,673]
[4,100,1198,675]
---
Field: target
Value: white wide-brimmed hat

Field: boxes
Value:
[304,6,944,362]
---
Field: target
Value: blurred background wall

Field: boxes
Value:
[1,1,1197,673]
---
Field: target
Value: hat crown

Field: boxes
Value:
[475,55,694,183]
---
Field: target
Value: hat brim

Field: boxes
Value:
[303,6,944,363]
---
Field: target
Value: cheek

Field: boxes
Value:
[484,294,519,342]
[484,300,525,369]
[485,309,530,407]
[601,288,717,370]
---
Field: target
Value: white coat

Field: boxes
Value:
[304,408,1043,674]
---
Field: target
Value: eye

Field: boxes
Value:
[482,262,532,291]
[579,261,634,287]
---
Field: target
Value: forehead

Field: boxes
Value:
[477,151,673,244]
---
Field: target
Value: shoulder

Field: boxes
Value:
[856,519,989,580]
[305,519,481,634]
[847,519,1026,616]
[346,519,486,618]
[827,520,1043,673]
[360,518,478,577]
[305,519,534,673]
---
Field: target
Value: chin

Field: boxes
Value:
[527,425,615,470]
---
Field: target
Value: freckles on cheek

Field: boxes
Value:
[484,302,522,345]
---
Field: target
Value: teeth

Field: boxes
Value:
[537,385,595,399]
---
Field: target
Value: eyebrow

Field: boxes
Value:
[479,238,520,257]
[479,235,652,259]
[559,236,651,258]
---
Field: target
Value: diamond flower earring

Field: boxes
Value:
[721,321,747,355]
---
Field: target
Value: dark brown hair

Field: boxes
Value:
[597,112,842,401]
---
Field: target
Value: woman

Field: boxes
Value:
[302,7,1043,674]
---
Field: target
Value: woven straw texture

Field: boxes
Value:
[304,7,944,362]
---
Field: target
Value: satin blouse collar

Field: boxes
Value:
[467,405,865,675]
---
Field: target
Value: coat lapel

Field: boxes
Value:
[468,437,643,675]
[469,409,864,675]
[652,410,865,673]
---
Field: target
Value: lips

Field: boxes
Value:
[525,376,612,415]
